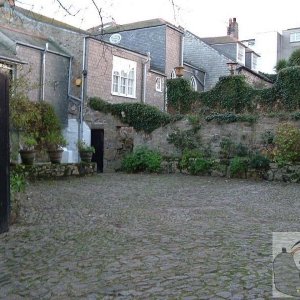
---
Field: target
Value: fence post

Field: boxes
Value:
[0,73,10,233]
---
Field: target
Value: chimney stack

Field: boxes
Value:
[227,17,239,40]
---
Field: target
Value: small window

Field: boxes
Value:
[290,32,300,43]
[170,70,176,79]
[155,77,162,92]
[190,76,197,91]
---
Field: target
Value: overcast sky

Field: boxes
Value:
[17,0,300,39]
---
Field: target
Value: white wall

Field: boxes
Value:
[62,118,91,163]
[243,31,280,74]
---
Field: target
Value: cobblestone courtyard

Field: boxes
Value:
[1,174,300,299]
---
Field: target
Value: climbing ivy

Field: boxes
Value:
[198,76,255,113]
[166,78,199,114]
[275,66,300,110]
[89,97,182,133]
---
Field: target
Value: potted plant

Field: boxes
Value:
[77,140,95,163]
[19,134,37,165]
[45,131,67,164]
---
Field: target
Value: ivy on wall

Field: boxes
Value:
[89,97,182,133]
[166,78,199,114]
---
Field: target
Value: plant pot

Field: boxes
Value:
[19,149,36,165]
[48,149,64,164]
[79,150,93,163]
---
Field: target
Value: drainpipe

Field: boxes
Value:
[41,42,48,101]
[79,37,87,146]
[180,31,185,66]
[142,52,151,104]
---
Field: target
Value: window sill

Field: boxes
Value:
[111,92,137,99]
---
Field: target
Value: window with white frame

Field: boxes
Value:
[290,32,300,43]
[190,76,197,91]
[155,77,162,92]
[170,70,176,79]
[251,54,258,71]
[237,44,245,65]
[111,56,137,98]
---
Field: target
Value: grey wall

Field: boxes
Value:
[245,52,252,69]
[103,26,166,73]
[281,28,300,60]
[184,31,230,90]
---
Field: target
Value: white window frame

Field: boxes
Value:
[190,76,197,91]
[236,43,245,65]
[155,77,162,92]
[111,56,137,98]
[290,32,300,43]
[251,53,258,71]
[170,70,176,79]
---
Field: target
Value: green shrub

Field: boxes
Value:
[235,143,249,157]
[167,128,202,152]
[274,123,300,163]
[179,149,212,175]
[249,153,270,170]
[229,157,248,176]
[261,130,275,146]
[275,59,288,73]
[219,137,236,159]
[10,172,26,193]
[288,49,300,67]
[121,147,162,173]
[189,158,213,175]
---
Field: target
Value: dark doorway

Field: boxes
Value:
[0,73,10,233]
[91,129,104,173]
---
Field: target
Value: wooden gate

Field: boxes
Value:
[0,73,10,233]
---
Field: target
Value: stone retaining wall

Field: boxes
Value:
[11,163,97,180]
[161,160,300,183]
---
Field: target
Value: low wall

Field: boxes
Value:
[161,160,300,183]
[11,163,97,180]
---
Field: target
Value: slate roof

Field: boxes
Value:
[98,18,183,34]
[0,25,70,56]
[202,35,240,45]
[14,6,87,34]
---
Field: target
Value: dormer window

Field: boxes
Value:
[237,44,245,65]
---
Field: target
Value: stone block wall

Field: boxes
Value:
[11,163,97,180]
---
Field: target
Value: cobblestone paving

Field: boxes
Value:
[1,174,300,299]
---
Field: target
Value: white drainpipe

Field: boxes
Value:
[142,52,151,104]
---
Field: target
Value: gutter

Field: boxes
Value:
[16,41,70,58]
